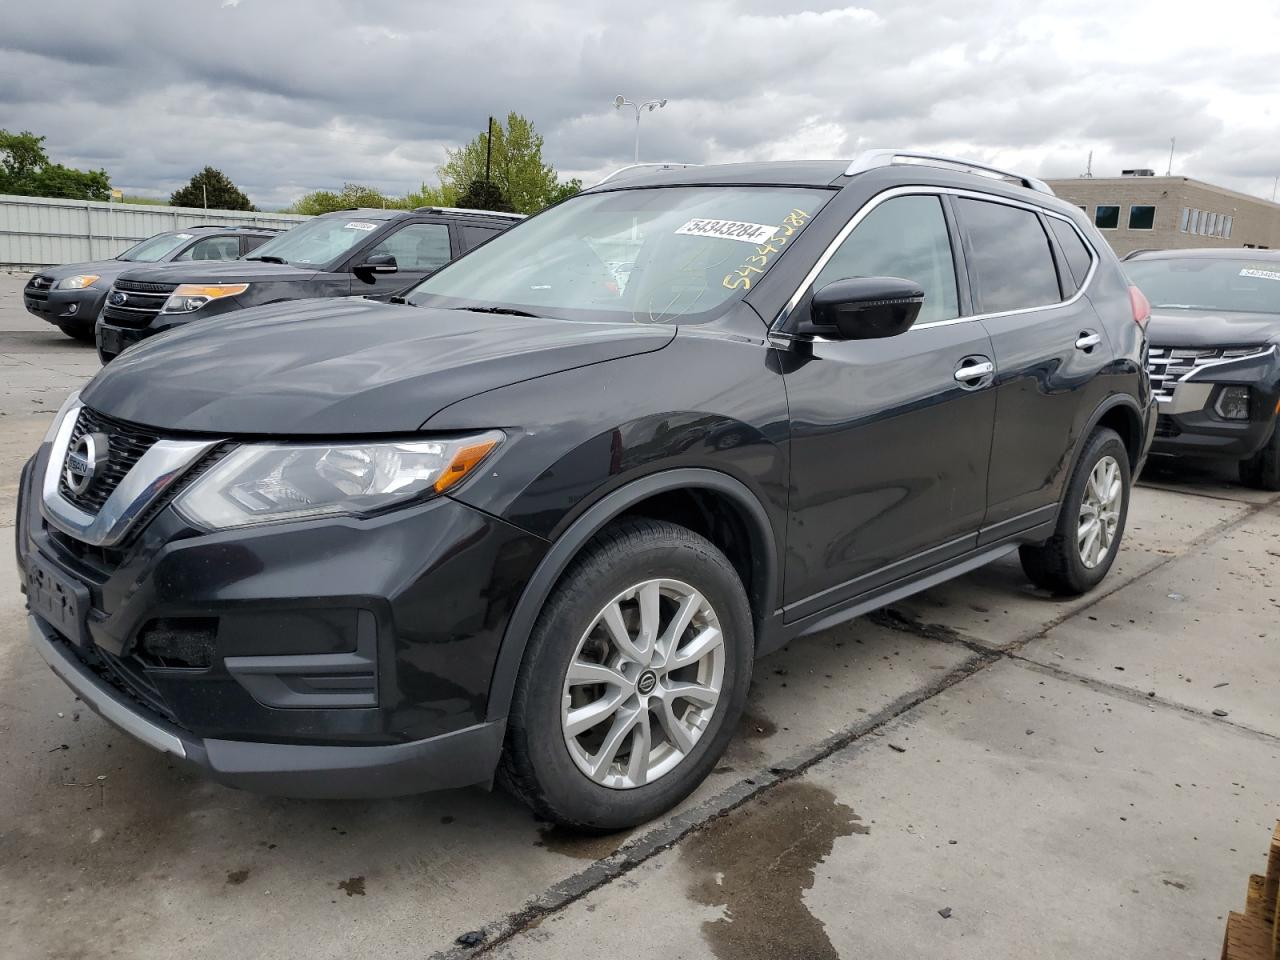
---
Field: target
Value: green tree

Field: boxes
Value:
[454,179,514,213]
[439,113,566,214]
[288,182,403,215]
[0,129,111,201]
[548,177,583,206]
[170,166,254,211]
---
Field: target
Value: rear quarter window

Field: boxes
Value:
[1046,218,1095,292]
[957,198,1062,314]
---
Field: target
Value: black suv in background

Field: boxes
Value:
[20,153,1154,830]
[23,225,281,342]
[1125,248,1280,489]
[95,206,523,362]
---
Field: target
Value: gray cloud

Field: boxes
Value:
[2,0,1278,209]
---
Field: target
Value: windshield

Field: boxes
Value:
[117,232,193,262]
[1125,258,1280,315]
[406,186,831,323]
[245,216,382,266]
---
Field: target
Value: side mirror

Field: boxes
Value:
[800,277,924,340]
[353,253,398,282]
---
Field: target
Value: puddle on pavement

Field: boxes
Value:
[682,780,863,960]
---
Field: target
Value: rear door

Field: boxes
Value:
[781,191,997,618]
[953,195,1111,535]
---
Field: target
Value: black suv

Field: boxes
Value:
[1124,248,1280,489]
[18,153,1154,830]
[95,206,523,362]
[23,225,280,342]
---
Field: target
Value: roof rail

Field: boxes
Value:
[188,223,283,231]
[593,162,702,187]
[1121,248,1159,260]
[412,206,526,219]
[845,150,1055,195]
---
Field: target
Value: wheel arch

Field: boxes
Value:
[484,468,778,724]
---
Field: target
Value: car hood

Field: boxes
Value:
[1147,308,1280,348]
[115,259,320,285]
[80,297,676,434]
[36,259,135,283]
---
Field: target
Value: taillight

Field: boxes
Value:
[1129,285,1150,330]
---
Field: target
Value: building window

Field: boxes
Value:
[1223,216,1233,239]
[1190,209,1201,234]
[1129,205,1155,230]
[1180,207,1190,232]
[1094,205,1120,229]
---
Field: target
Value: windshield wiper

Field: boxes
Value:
[449,305,545,318]
[245,255,288,264]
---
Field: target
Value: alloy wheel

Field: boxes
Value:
[1077,454,1123,568]
[560,578,725,789]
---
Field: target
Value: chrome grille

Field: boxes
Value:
[101,279,176,329]
[1146,346,1269,402]
[57,407,162,513]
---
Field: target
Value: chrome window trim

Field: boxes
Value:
[775,185,1099,333]
[40,402,222,548]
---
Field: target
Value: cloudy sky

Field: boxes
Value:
[3,0,1279,210]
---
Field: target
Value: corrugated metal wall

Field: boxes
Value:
[0,194,309,268]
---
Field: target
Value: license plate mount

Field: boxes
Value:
[26,556,91,647]
[98,326,124,357]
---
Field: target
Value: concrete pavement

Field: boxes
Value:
[1,271,1277,960]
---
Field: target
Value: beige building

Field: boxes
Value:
[1045,174,1280,257]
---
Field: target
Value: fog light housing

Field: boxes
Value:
[66,303,78,315]
[1214,386,1250,420]
[136,618,218,668]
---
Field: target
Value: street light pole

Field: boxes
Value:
[613,95,668,163]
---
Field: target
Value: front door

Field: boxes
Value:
[781,192,996,619]
[352,221,454,298]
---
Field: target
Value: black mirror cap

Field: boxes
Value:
[354,253,399,281]
[804,277,924,340]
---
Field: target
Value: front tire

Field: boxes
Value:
[1020,427,1131,596]
[499,518,753,831]
[1239,422,1280,491]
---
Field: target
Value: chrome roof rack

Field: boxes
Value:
[593,162,703,187]
[845,149,1055,195]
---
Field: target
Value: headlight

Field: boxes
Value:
[174,432,503,530]
[161,283,249,314]
[56,274,100,290]
[1214,386,1250,420]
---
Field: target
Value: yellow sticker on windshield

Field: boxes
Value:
[722,209,811,291]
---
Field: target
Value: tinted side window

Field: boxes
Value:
[814,194,959,325]
[957,199,1061,313]
[242,234,272,254]
[461,225,501,251]
[365,223,451,271]
[1046,218,1094,292]
[175,235,242,261]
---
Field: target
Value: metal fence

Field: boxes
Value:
[0,194,308,269]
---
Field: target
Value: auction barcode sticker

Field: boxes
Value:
[676,218,779,245]
[1240,267,1280,282]
[344,221,378,232]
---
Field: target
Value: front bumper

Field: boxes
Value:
[25,285,106,330]
[1149,346,1279,460]
[28,614,506,797]
[17,442,547,797]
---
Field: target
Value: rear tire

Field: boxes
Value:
[499,518,753,831]
[56,322,94,343]
[1239,422,1280,491]
[1020,427,1131,596]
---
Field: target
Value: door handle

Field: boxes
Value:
[1075,332,1102,350]
[954,360,994,382]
